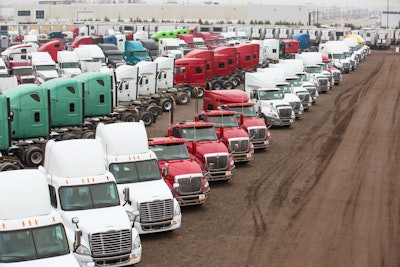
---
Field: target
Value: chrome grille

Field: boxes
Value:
[205,154,228,171]
[297,93,310,103]
[318,78,328,86]
[90,229,132,257]
[140,199,174,223]
[177,175,202,195]
[289,101,301,112]
[229,138,249,153]
[305,87,317,97]
[333,72,341,79]
[343,62,350,69]
[248,127,266,141]
[277,106,293,118]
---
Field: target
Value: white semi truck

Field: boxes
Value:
[95,121,182,234]
[245,72,295,127]
[0,169,81,266]
[57,50,82,78]
[30,51,59,84]
[40,139,142,267]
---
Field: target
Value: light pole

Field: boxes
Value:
[387,0,389,28]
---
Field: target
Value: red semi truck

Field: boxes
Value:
[194,110,254,163]
[174,57,207,98]
[203,89,271,150]
[148,136,210,206]
[168,121,235,181]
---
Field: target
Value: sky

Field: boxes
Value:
[1,0,398,9]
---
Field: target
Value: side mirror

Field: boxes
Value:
[162,163,169,177]
[73,229,82,252]
[123,187,131,205]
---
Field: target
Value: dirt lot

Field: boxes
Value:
[141,48,400,267]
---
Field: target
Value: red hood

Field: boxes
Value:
[187,141,229,156]
[240,117,266,129]
[158,159,202,178]
[215,127,249,139]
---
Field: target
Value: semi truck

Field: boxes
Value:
[124,40,151,65]
[30,51,59,84]
[195,110,254,163]
[148,136,211,206]
[203,89,271,150]
[168,121,235,181]
[40,139,142,266]
[57,50,82,78]
[244,72,295,127]
[96,122,182,234]
[0,169,81,266]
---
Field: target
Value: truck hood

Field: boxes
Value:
[158,160,202,178]
[61,68,82,77]
[259,99,290,108]
[119,179,173,203]
[283,93,300,102]
[61,206,131,234]
[5,253,79,267]
[217,127,249,139]
[241,117,266,129]
[189,141,228,156]
[38,70,59,79]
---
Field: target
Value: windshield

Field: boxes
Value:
[12,68,33,75]
[166,45,181,50]
[296,73,308,82]
[61,62,80,69]
[109,159,161,184]
[332,53,345,59]
[133,51,149,57]
[304,66,321,74]
[206,114,238,127]
[229,105,257,117]
[59,182,120,211]
[107,54,123,61]
[286,78,301,86]
[36,65,56,71]
[258,89,283,100]
[276,84,292,94]
[150,143,190,161]
[181,126,218,142]
[0,224,69,263]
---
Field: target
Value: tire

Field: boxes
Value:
[183,88,192,98]
[24,146,44,167]
[196,87,204,98]
[160,98,173,112]
[176,92,189,105]
[63,133,79,140]
[0,162,19,171]
[230,77,241,87]
[146,104,162,118]
[121,112,139,122]
[223,80,234,90]
[82,131,95,139]
[140,112,154,127]
[212,80,222,90]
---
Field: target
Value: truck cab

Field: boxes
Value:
[245,72,295,127]
[0,169,81,266]
[7,60,35,84]
[41,139,142,266]
[96,122,182,234]
[168,121,235,181]
[148,136,210,206]
[203,89,270,150]
[29,51,59,84]
[195,110,254,163]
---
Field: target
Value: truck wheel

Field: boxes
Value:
[63,133,79,140]
[212,80,222,90]
[176,92,189,105]
[196,87,204,98]
[146,104,162,118]
[0,162,19,171]
[25,146,44,167]
[223,80,234,90]
[140,112,153,127]
[121,112,139,122]
[230,77,241,87]
[183,88,192,98]
[160,98,173,112]
[82,131,95,139]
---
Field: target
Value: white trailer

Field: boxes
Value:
[40,139,142,267]
[0,169,81,266]
[96,122,182,234]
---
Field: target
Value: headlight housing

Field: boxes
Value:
[132,235,141,249]
[75,245,91,256]
[174,203,181,216]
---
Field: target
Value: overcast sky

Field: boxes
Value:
[2,0,399,9]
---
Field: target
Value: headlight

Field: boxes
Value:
[204,180,209,189]
[132,235,141,249]
[125,210,135,222]
[174,203,181,216]
[75,245,91,255]
[229,159,235,166]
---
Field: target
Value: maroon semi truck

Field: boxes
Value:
[203,89,271,150]
[148,136,210,206]
[168,121,235,181]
